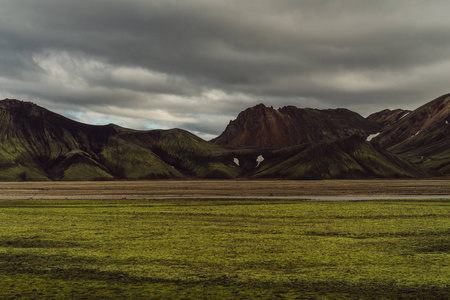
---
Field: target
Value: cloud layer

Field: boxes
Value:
[1,0,450,139]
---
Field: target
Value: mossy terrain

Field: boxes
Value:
[61,163,114,181]
[116,129,241,179]
[393,125,450,175]
[253,136,430,179]
[100,136,184,180]
[0,198,448,299]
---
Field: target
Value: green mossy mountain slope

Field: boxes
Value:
[0,99,429,180]
[252,136,430,179]
[392,125,450,175]
[0,99,241,180]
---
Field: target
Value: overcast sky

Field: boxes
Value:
[1,1,450,139]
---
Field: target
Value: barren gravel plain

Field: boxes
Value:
[1,179,450,200]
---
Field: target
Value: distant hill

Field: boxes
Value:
[212,104,381,149]
[369,93,450,175]
[0,98,432,180]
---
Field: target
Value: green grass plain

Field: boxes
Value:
[0,198,449,299]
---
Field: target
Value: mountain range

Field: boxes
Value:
[0,93,449,181]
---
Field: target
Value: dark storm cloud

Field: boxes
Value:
[1,0,450,138]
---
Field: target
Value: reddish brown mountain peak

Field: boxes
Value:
[253,103,268,108]
[247,103,278,113]
[212,104,380,149]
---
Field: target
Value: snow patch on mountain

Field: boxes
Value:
[256,155,264,167]
[400,112,410,120]
[366,132,380,141]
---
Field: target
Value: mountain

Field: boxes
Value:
[0,99,113,180]
[0,99,240,181]
[107,129,241,179]
[0,98,430,181]
[366,109,411,127]
[250,136,429,179]
[212,104,381,149]
[369,93,450,174]
[370,93,450,150]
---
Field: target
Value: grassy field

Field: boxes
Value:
[0,196,449,299]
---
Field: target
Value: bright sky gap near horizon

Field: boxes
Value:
[1,1,450,140]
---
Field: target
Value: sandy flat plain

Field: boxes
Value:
[0,179,449,200]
